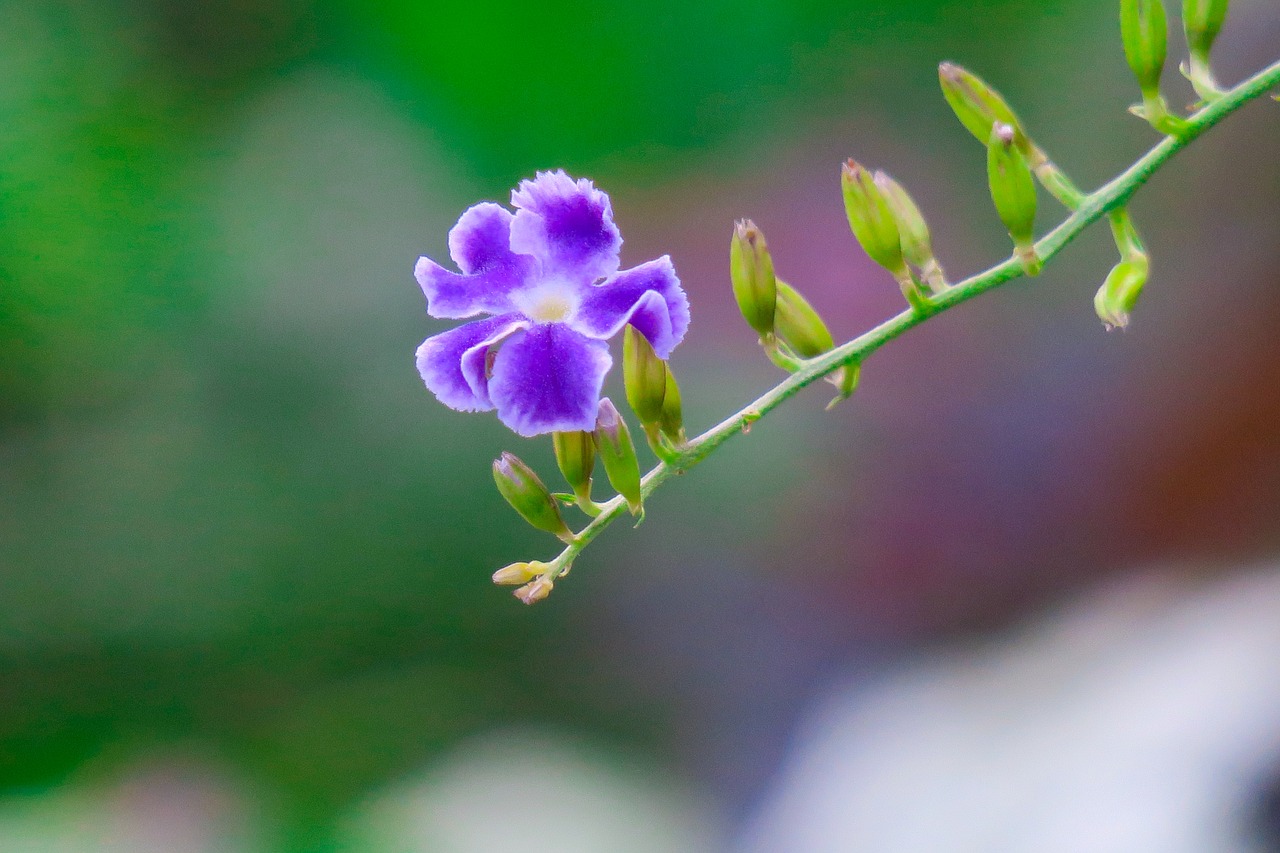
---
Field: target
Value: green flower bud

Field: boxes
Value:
[492,452,574,542]
[552,430,595,503]
[729,220,778,338]
[1094,256,1149,330]
[658,367,686,445]
[987,123,1041,275]
[825,362,862,410]
[594,398,643,516]
[1183,0,1229,65]
[873,171,936,272]
[492,561,545,586]
[774,280,834,359]
[939,62,1027,151]
[1121,0,1169,98]
[623,325,667,426]
[841,159,907,277]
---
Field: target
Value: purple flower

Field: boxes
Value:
[414,170,689,437]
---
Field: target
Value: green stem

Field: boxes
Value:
[538,58,1280,586]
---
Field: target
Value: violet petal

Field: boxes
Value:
[570,255,689,358]
[416,313,528,412]
[489,323,613,436]
[509,170,622,284]
[416,203,538,319]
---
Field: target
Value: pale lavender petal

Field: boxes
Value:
[489,323,613,437]
[569,256,689,358]
[416,313,528,412]
[416,203,537,319]
[509,170,621,283]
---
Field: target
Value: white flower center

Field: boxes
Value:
[516,280,579,324]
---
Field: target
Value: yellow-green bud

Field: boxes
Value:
[658,366,686,445]
[492,452,574,542]
[939,62,1027,151]
[729,220,777,338]
[623,325,667,425]
[986,123,1040,275]
[841,159,907,277]
[1183,0,1229,66]
[552,430,595,502]
[492,561,545,586]
[1094,256,1149,330]
[774,280,833,359]
[594,398,643,516]
[873,172,934,271]
[1121,0,1169,98]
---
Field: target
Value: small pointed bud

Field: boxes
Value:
[729,220,778,338]
[1094,256,1149,330]
[514,575,554,605]
[492,452,574,542]
[774,280,834,359]
[594,398,643,515]
[552,430,595,501]
[826,363,862,410]
[623,325,668,425]
[987,123,1040,275]
[492,561,545,586]
[841,160,908,277]
[939,62,1027,150]
[658,366,686,445]
[873,172,936,273]
[1121,0,1169,98]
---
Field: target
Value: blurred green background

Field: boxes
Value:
[1,0,1277,850]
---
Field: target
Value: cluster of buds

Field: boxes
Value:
[490,324,687,602]
[491,560,555,605]
[623,325,686,459]
[1119,0,1227,132]
[729,220,857,403]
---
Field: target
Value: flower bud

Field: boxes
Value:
[552,430,595,502]
[826,362,862,410]
[1094,256,1149,330]
[1121,0,1169,98]
[1183,0,1229,67]
[594,398,643,515]
[986,123,1040,275]
[659,367,686,445]
[623,325,667,426]
[729,220,778,338]
[873,171,937,273]
[492,561,545,586]
[514,575,554,605]
[492,452,574,542]
[774,280,834,359]
[841,160,907,277]
[939,62,1027,151]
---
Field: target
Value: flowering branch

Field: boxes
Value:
[408,0,1276,603]
[521,57,1280,595]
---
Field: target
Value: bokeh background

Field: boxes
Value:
[1,0,1278,850]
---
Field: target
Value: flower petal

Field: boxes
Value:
[489,323,613,437]
[509,170,621,283]
[416,313,528,412]
[416,203,538,319]
[569,256,689,358]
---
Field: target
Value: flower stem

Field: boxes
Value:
[539,58,1280,587]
